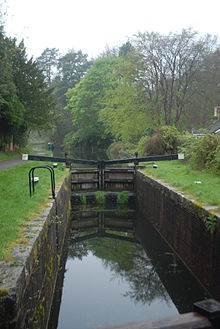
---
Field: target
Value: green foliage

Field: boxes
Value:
[80,194,87,205]
[65,56,117,150]
[0,151,21,162]
[37,48,59,85]
[107,142,125,159]
[189,134,219,170]
[145,126,180,155]
[178,132,197,161]
[160,126,180,154]
[213,144,220,171]
[107,142,137,159]
[205,215,217,235]
[99,53,150,143]
[0,32,55,150]
[95,191,105,205]
[85,235,138,271]
[137,136,149,156]
[117,191,129,205]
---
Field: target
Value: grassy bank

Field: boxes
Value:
[142,160,220,214]
[0,162,68,260]
[0,151,21,162]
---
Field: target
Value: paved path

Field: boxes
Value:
[0,158,23,171]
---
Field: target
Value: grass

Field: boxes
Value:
[0,151,21,162]
[96,191,106,205]
[142,160,220,214]
[0,161,68,260]
[117,190,129,205]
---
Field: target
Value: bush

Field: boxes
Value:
[189,134,219,170]
[145,126,180,155]
[160,126,180,154]
[137,135,149,156]
[107,142,124,159]
[107,142,137,159]
[178,132,197,161]
[145,131,164,155]
[214,144,220,171]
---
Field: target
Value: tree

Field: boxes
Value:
[133,29,217,126]
[0,33,55,150]
[0,32,24,148]
[10,40,55,130]
[50,49,91,152]
[99,51,150,143]
[37,48,59,85]
[185,48,220,128]
[65,56,117,153]
[55,49,91,106]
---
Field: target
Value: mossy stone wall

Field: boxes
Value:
[0,176,71,329]
[135,171,220,300]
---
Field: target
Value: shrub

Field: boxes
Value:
[145,131,164,155]
[137,135,149,156]
[107,142,137,159]
[145,126,180,155]
[190,134,219,169]
[160,126,180,154]
[178,132,197,161]
[107,142,124,159]
[213,144,220,171]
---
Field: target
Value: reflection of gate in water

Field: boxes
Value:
[71,209,139,244]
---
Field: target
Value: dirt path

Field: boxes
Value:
[0,158,23,171]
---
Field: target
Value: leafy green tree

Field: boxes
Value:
[37,47,59,85]
[0,32,24,148]
[55,49,91,106]
[99,52,151,143]
[65,56,117,153]
[0,32,55,150]
[51,49,91,152]
[10,40,55,130]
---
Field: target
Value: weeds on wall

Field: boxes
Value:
[80,194,87,205]
[96,191,106,206]
[117,191,129,206]
[205,215,217,234]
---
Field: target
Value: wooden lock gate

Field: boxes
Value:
[23,153,183,192]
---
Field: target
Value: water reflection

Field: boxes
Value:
[48,208,208,329]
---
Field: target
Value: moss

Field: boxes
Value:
[0,288,8,297]
[33,245,38,264]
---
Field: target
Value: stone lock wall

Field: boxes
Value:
[0,175,71,329]
[135,171,220,300]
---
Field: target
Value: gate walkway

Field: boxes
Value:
[24,153,183,192]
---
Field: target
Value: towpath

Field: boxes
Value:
[0,158,23,171]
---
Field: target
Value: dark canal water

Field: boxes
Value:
[48,207,209,329]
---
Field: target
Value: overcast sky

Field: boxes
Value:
[3,0,220,59]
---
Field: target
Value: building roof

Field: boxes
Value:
[208,118,220,134]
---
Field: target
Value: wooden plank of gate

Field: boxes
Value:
[101,313,212,329]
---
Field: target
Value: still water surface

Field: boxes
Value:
[48,208,208,329]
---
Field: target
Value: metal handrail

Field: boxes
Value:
[28,165,55,199]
